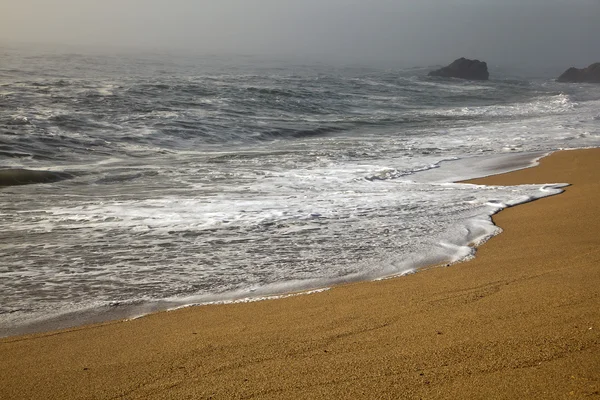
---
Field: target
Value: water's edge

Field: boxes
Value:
[0,150,568,339]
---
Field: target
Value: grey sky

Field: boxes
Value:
[1,1,599,67]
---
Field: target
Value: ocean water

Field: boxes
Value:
[1,47,599,337]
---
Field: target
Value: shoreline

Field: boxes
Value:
[1,150,557,338]
[1,148,599,399]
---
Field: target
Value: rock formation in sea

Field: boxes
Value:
[428,58,489,81]
[557,63,600,83]
[0,169,74,187]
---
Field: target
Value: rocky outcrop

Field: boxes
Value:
[0,169,74,187]
[557,63,600,83]
[428,58,489,81]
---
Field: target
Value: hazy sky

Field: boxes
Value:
[1,0,599,67]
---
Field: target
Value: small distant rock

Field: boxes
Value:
[0,169,74,187]
[429,58,489,81]
[557,63,600,83]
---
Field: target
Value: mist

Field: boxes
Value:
[1,0,599,68]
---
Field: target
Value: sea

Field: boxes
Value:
[1,46,599,337]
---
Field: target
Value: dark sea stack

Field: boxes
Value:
[557,63,600,83]
[428,58,489,81]
[0,169,73,187]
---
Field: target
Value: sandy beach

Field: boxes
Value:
[1,148,599,399]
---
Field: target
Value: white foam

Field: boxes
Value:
[168,287,331,311]
[0,158,569,336]
[428,93,575,119]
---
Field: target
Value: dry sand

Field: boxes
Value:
[1,148,599,399]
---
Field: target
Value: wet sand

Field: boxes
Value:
[1,148,599,399]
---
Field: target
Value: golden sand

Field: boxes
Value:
[1,149,599,399]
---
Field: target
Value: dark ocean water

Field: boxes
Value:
[1,47,599,336]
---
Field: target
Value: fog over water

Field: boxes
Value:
[1,1,599,68]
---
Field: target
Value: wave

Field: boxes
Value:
[426,93,574,120]
[1,55,598,160]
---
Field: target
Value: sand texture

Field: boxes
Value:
[1,149,599,399]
